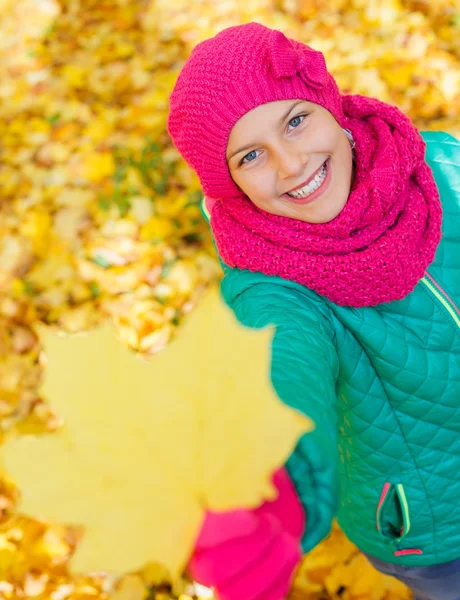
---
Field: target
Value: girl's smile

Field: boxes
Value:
[280,157,332,205]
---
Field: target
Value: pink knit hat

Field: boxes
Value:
[167,22,348,200]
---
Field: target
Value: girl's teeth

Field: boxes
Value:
[288,161,327,198]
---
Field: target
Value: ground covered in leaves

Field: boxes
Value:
[0,0,459,598]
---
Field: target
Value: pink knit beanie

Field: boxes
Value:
[167,22,349,200]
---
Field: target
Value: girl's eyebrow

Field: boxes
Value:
[226,100,306,162]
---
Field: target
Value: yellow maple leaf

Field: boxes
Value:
[81,152,115,183]
[19,210,52,255]
[1,287,311,577]
[61,65,87,89]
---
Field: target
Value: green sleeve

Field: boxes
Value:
[224,277,340,553]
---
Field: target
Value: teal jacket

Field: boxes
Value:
[201,131,460,567]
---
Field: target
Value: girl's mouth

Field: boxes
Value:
[282,158,331,205]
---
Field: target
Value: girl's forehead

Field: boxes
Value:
[231,99,322,130]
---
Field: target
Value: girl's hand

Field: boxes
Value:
[188,468,305,600]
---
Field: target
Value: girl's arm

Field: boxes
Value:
[187,276,340,599]
[228,277,340,553]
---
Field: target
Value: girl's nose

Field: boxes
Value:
[276,147,309,179]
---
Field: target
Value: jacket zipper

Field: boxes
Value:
[376,273,458,558]
[421,271,460,329]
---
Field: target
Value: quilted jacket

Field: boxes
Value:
[201,131,460,568]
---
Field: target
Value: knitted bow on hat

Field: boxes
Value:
[268,30,328,89]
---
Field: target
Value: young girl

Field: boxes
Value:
[167,22,460,600]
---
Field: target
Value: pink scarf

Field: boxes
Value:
[209,94,443,307]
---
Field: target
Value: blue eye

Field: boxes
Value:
[239,113,308,166]
[240,149,259,165]
[288,114,306,129]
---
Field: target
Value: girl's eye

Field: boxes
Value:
[239,113,308,166]
[240,149,260,166]
[287,113,307,131]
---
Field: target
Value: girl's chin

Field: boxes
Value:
[283,204,345,224]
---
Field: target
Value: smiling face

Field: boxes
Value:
[226,99,355,224]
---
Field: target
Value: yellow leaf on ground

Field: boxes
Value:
[81,152,115,183]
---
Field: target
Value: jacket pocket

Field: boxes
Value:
[376,482,410,542]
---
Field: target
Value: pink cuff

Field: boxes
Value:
[188,468,305,600]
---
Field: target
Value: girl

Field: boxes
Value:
[167,22,460,600]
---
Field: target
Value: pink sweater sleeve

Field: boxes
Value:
[187,468,305,600]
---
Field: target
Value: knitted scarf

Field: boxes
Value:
[209,94,443,307]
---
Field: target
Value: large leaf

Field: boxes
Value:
[1,286,311,576]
